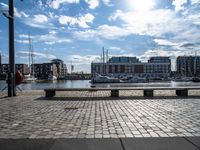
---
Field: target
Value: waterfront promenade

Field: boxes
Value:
[0,90,200,149]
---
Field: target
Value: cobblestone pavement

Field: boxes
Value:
[0,90,200,139]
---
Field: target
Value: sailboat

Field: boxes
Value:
[22,32,37,83]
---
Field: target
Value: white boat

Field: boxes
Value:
[91,75,120,83]
[22,74,37,83]
[48,75,57,81]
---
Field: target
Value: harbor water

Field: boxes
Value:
[1,80,200,91]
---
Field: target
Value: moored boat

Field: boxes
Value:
[192,77,200,82]
[91,75,120,83]
[22,74,37,83]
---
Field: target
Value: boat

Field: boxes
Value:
[91,74,120,83]
[22,74,37,83]
[48,75,57,81]
[192,77,200,82]
[126,76,148,83]
[22,32,37,83]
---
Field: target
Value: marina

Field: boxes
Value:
[1,80,200,91]
[0,0,200,149]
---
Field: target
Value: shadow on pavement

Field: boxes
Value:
[0,137,200,150]
[35,95,200,101]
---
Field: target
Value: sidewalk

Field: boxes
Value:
[0,91,200,149]
[0,137,200,150]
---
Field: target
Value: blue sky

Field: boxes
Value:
[0,0,200,72]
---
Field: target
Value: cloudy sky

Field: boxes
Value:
[0,0,200,72]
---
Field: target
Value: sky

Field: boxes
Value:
[0,0,200,72]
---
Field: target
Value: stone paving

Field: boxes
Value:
[0,90,200,139]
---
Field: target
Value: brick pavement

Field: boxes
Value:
[0,90,200,139]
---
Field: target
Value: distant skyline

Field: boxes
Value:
[0,0,200,72]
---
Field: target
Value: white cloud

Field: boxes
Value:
[17,32,72,45]
[16,51,57,60]
[0,2,7,8]
[102,0,111,6]
[126,0,155,12]
[187,14,200,25]
[68,55,101,72]
[174,27,200,43]
[15,39,29,44]
[69,54,100,64]
[74,24,131,40]
[109,46,121,50]
[23,14,54,29]
[33,14,48,23]
[191,0,200,4]
[154,39,179,46]
[108,47,125,53]
[109,9,189,37]
[85,0,99,9]
[59,13,95,28]
[48,0,80,9]
[172,0,188,12]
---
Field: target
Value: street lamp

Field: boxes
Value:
[8,0,15,97]
[1,0,15,97]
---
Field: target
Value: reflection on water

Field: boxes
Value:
[0,80,200,90]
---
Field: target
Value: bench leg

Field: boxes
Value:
[111,90,119,97]
[46,91,55,98]
[144,90,153,97]
[176,89,188,96]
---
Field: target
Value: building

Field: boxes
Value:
[0,64,29,75]
[0,64,29,80]
[148,57,171,63]
[51,59,67,79]
[32,59,67,80]
[108,57,141,63]
[145,57,171,78]
[177,56,200,77]
[91,56,171,78]
[32,63,58,80]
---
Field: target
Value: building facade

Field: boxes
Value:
[91,56,171,78]
[51,59,67,79]
[0,64,29,75]
[32,59,67,80]
[32,63,58,80]
[177,56,200,77]
[0,64,29,80]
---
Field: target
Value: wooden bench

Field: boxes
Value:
[44,87,200,98]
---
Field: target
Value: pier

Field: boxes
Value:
[1,90,200,149]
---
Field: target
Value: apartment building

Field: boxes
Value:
[91,56,171,78]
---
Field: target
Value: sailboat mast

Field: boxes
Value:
[31,44,34,77]
[28,32,31,74]
[103,47,105,74]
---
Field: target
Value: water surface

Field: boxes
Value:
[1,80,200,91]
